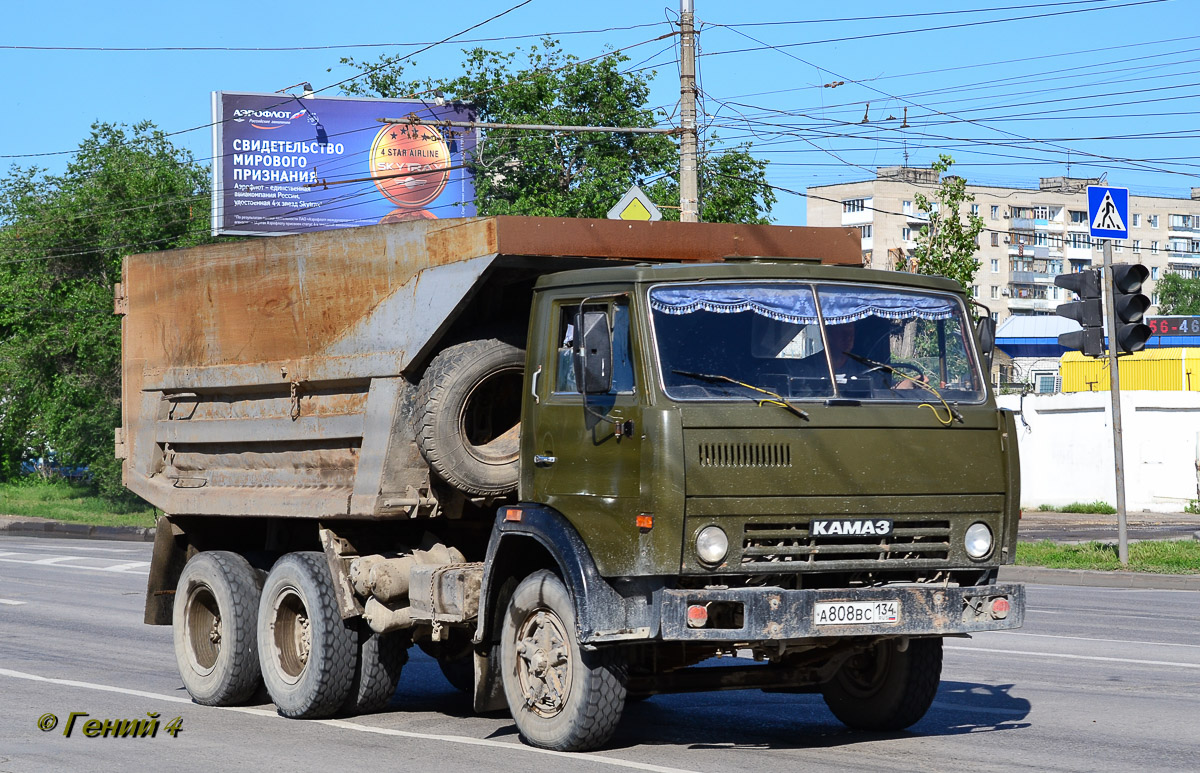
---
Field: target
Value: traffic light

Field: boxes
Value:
[1110,263,1151,353]
[1055,269,1104,357]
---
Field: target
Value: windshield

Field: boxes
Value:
[650,282,985,403]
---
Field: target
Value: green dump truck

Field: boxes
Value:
[120,215,1023,752]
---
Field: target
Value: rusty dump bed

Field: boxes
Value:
[119,215,859,519]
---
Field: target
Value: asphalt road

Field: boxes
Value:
[2,535,1198,773]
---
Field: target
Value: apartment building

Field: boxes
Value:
[806,166,1200,323]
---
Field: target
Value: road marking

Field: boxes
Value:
[992,631,1200,650]
[0,599,27,606]
[0,543,139,554]
[101,561,152,573]
[0,668,706,773]
[947,645,1200,670]
[0,556,149,575]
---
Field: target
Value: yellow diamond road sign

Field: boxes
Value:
[608,185,662,221]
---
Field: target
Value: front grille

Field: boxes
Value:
[698,442,792,468]
[741,519,951,565]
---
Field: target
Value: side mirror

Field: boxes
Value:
[976,316,996,370]
[573,310,612,394]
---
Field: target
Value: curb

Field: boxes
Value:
[1000,565,1200,590]
[0,517,154,543]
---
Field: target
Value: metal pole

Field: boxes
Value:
[679,0,700,222]
[1101,239,1130,565]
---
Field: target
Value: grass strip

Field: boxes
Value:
[1017,539,1200,574]
[0,480,157,529]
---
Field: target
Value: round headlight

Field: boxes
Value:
[964,522,993,559]
[696,526,729,565]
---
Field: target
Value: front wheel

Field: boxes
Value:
[500,570,626,751]
[821,637,943,731]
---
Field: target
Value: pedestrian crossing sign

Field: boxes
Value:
[1087,185,1128,240]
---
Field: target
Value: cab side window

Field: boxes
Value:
[553,302,635,394]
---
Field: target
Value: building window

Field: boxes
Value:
[843,198,865,213]
[991,205,999,219]
[1151,266,1159,280]
[1032,372,1059,394]
[1069,232,1089,249]
[1149,214,1159,228]
[1069,210,1088,224]
[971,204,979,216]
[902,227,912,241]
[1132,213,1141,228]
[991,258,999,272]
[860,225,872,238]
[902,200,912,215]
[1114,242,1123,252]
[990,286,999,299]
[990,232,999,247]
[1133,240,1141,253]
[1152,292,1160,305]
[971,285,979,298]
[1169,214,1191,229]
[1151,241,1159,253]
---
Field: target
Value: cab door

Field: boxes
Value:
[524,294,643,571]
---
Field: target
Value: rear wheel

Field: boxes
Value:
[173,551,263,706]
[821,637,942,731]
[342,626,408,714]
[258,552,357,718]
[500,570,626,751]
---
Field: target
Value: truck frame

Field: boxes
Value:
[121,216,1023,751]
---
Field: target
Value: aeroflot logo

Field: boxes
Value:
[809,519,894,537]
[231,108,309,130]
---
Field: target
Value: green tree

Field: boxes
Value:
[0,121,212,498]
[912,155,985,298]
[340,39,773,222]
[1155,272,1200,315]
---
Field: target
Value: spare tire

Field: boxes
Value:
[416,338,524,497]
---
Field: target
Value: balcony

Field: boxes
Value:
[1007,297,1056,312]
[1011,270,1054,284]
[841,210,873,227]
[1011,217,1035,230]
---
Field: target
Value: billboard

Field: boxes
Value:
[212,91,477,236]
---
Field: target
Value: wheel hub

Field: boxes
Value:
[515,609,571,717]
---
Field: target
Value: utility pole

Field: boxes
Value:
[679,0,700,222]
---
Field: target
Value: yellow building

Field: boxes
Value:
[1061,348,1200,392]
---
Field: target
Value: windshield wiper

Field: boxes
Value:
[671,370,809,421]
[842,353,963,424]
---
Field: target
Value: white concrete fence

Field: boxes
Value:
[997,392,1200,513]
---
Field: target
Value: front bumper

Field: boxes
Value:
[660,583,1024,641]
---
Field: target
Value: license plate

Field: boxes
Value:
[814,600,900,626]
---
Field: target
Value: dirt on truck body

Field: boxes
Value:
[121,215,1023,752]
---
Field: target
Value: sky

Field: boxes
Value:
[3,0,1196,227]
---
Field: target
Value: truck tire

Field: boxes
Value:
[419,632,475,693]
[416,339,524,497]
[500,570,627,751]
[258,552,357,718]
[173,551,263,706]
[342,626,408,714]
[820,637,943,731]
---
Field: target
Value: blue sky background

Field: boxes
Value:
[3,0,1194,226]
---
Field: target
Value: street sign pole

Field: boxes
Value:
[1101,238,1130,566]
[1088,185,1132,567]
